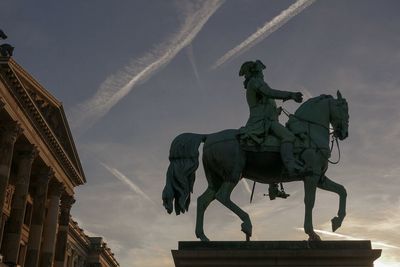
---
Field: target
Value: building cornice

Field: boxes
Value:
[69,218,90,247]
[70,219,120,267]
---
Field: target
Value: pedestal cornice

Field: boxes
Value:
[172,241,382,267]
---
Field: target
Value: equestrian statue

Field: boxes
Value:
[162,60,349,242]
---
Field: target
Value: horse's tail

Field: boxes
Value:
[162,133,207,215]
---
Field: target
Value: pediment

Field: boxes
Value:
[7,59,85,184]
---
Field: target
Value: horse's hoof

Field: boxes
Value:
[241,222,252,237]
[331,216,342,232]
[308,232,321,241]
[246,233,251,242]
[196,232,210,242]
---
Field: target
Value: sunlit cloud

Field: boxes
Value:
[296,228,400,249]
[212,0,316,69]
[375,261,400,267]
[70,0,224,133]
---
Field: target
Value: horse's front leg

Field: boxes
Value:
[303,175,321,241]
[317,175,347,232]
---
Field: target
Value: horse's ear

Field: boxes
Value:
[337,90,343,100]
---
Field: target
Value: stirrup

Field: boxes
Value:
[267,184,290,200]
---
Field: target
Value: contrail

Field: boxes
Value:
[70,0,224,133]
[212,0,316,69]
[185,44,201,86]
[296,228,400,249]
[101,162,153,203]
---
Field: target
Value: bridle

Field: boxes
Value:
[281,97,345,165]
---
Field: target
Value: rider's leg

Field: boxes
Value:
[270,122,305,177]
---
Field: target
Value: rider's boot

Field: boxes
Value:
[268,183,279,200]
[280,142,308,178]
[268,183,290,200]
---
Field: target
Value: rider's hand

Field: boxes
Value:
[292,92,303,103]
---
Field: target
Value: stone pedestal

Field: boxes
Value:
[172,241,381,267]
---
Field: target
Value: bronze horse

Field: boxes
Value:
[162,91,349,241]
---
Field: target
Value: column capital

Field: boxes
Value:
[33,167,53,197]
[60,193,75,212]
[0,121,22,144]
[58,193,75,226]
[14,143,38,164]
[35,167,54,185]
[48,180,64,197]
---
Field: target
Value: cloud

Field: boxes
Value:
[242,179,252,194]
[185,44,201,86]
[302,88,313,100]
[296,227,400,267]
[311,229,399,249]
[211,0,316,69]
[100,162,153,203]
[70,0,224,133]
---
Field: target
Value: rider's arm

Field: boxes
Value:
[250,79,293,100]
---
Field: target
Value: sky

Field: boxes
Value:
[2,0,400,266]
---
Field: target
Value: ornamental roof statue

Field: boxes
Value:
[0,29,14,57]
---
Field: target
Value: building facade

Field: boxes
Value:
[67,219,119,267]
[0,55,118,267]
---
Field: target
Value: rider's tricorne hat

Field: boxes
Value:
[239,60,266,76]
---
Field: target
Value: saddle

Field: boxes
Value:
[239,133,306,153]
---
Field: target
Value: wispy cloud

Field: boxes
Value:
[211,0,316,69]
[70,0,224,133]
[100,162,153,203]
[185,44,201,86]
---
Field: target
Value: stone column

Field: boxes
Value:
[39,180,64,267]
[3,143,38,265]
[54,193,75,267]
[0,121,22,247]
[25,167,53,267]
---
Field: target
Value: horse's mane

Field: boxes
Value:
[286,94,333,132]
[294,94,333,117]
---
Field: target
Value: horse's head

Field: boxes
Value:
[330,91,349,140]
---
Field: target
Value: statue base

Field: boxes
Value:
[172,241,381,267]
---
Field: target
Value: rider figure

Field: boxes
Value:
[238,60,306,198]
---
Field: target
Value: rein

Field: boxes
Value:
[328,135,341,164]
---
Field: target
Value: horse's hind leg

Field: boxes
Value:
[318,175,347,232]
[215,181,252,240]
[195,186,217,241]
